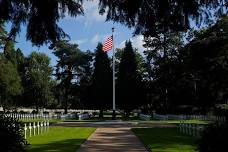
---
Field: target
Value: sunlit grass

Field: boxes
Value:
[26,127,96,152]
[132,128,198,152]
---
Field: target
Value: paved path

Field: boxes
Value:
[77,128,148,152]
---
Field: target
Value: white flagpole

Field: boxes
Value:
[112,27,116,119]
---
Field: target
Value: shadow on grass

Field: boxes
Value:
[27,139,85,152]
[132,128,197,152]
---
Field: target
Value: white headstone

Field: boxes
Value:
[24,124,27,139]
[37,122,40,135]
[33,122,36,135]
[29,123,32,137]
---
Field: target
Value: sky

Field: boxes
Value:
[7,1,145,66]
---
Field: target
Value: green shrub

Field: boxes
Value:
[0,114,27,152]
[198,121,228,152]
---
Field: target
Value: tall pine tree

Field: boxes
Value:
[90,43,112,118]
[117,41,143,117]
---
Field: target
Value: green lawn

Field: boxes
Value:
[132,128,198,152]
[26,127,96,152]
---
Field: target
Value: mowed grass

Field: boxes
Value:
[27,127,96,152]
[132,128,198,152]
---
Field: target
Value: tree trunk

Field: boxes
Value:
[64,88,68,114]
[125,110,131,118]
[36,106,39,114]
[99,109,104,118]
[64,100,68,114]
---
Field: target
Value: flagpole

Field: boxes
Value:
[112,27,116,120]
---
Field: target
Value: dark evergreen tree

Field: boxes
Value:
[117,41,143,117]
[0,57,22,111]
[90,43,112,118]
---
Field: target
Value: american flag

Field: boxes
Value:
[102,36,113,52]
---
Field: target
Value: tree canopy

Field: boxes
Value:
[0,57,22,111]
[53,40,93,113]
[117,41,145,116]
[24,52,53,111]
[1,0,228,46]
[90,43,112,118]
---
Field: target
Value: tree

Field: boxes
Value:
[144,15,228,114]
[176,15,228,112]
[0,0,83,46]
[117,41,144,117]
[24,52,53,111]
[0,114,27,152]
[0,21,7,49]
[1,0,227,46]
[0,57,22,111]
[53,40,93,113]
[99,0,227,36]
[143,33,184,114]
[90,43,112,118]
[198,121,228,152]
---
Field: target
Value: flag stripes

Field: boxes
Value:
[102,36,113,52]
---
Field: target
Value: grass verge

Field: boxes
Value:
[27,127,96,152]
[132,128,198,152]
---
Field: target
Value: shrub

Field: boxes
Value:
[198,121,228,152]
[43,111,49,115]
[31,110,37,114]
[0,114,27,152]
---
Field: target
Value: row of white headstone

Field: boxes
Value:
[178,122,205,137]
[5,113,50,120]
[139,114,151,121]
[24,121,49,139]
[153,113,226,122]
[78,113,90,120]
[5,113,84,120]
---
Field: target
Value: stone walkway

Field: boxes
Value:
[76,127,148,152]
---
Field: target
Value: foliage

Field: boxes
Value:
[0,21,7,49]
[117,41,145,117]
[88,43,112,118]
[176,15,228,112]
[1,1,228,45]
[143,15,228,114]
[0,0,83,46]
[0,114,27,152]
[52,40,93,113]
[99,0,227,36]
[198,121,228,152]
[24,52,53,111]
[0,57,22,110]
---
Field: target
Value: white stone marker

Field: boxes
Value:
[40,122,43,134]
[24,124,27,139]
[33,122,36,135]
[37,122,40,135]
[44,121,47,132]
[29,123,32,137]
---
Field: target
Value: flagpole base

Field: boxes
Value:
[112,110,116,120]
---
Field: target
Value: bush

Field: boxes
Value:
[198,121,228,152]
[0,114,27,152]
[43,111,49,115]
[31,110,37,114]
